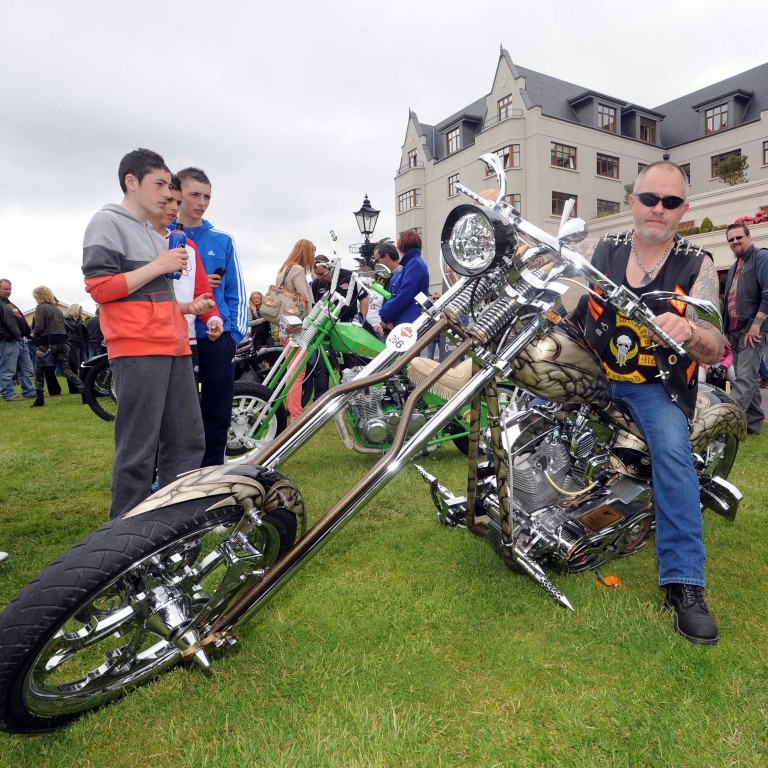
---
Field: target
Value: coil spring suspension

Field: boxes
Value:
[294,303,327,347]
[443,274,496,318]
[468,295,521,343]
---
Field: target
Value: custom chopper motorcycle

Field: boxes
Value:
[0,155,744,732]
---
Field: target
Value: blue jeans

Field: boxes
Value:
[609,381,705,587]
[0,340,20,400]
[15,341,35,397]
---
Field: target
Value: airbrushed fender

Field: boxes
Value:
[126,464,307,537]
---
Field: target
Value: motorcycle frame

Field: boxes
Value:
[200,276,557,640]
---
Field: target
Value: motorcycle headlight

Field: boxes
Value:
[440,204,518,276]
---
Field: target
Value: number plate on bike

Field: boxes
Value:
[386,323,417,351]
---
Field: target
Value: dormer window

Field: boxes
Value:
[408,149,418,168]
[446,127,461,155]
[597,104,617,133]
[705,103,728,135]
[640,117,657,144]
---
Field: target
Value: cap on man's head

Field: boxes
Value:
[315,255,330,266]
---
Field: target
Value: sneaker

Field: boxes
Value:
[4,395,22,401]
[0,551,8,563]
[664,583,718,645]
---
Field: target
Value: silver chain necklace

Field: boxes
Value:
[630,232,674,287]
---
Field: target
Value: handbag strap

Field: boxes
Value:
[278,263,303,289]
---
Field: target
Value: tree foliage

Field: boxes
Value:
[714,155,749,186]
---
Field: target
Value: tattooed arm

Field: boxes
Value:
[684,256,724,364]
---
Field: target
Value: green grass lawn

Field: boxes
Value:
[1,389,767,767]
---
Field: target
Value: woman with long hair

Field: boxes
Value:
[275,239,315,419]
[30,286,84,407]
[248,291,272,347]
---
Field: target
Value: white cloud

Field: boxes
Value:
[2,0,765,312]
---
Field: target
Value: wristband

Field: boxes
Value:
[683,318,697,346]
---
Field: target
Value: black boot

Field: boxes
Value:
[664,583,718,645]
[30,394,45,407]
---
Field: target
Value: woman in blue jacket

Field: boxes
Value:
[378,229,430,329]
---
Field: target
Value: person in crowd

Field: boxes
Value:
[86,307,105,359]
[176,167,247,466]
[309,255,369,398]
[581,161,724,645]
[721,222,768,435]
[147,174,223,384]
[0,278,35,400]
[29,286,85,407]
[357,266,385,341]
[82,147,214,519]
[29,316,62,396]
[64,303,88,393]
[376,230,429,333]
[248,291,273,347]
[699,345,735,390]
[311,255,369,322]
[275,239,315,419]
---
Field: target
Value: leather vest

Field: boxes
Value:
[585,232,708,419]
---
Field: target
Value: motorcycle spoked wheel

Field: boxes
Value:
[227,381,288,460]
[0,482,298,733]
[697,426,740,481]
[82,356,117,422]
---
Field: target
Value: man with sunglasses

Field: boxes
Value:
[721,223,768,436]
[584,161,725,645]
[309,255,369,398]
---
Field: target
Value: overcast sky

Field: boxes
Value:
[1,0,765,313]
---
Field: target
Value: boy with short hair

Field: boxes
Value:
[176,167,247,465]
[82,148,214,518]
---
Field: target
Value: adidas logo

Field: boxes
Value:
[208,250,216,256]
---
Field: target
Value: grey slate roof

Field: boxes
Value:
[653,62,768,147]
[412,49,768,152]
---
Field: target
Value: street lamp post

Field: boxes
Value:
[353,194,380,267]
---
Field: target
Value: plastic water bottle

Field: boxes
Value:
[166,222,185,279]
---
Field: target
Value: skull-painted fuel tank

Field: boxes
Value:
[507,320,611,406]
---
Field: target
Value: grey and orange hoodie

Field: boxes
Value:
[82,204,190,359]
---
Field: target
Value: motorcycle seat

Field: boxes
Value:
[407,357,473,400]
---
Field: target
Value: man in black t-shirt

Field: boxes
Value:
[309,256,369,397]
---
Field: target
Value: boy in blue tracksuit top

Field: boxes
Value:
[176,166,247,465]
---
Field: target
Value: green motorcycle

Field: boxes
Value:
[227,267,513,458]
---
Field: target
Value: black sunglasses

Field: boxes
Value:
[634,192,685,210]
[727,235,746,244]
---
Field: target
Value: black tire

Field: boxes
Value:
[82,356,117,422]
[227,381,288,460]
[0,471,299,733]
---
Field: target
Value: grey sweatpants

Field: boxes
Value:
[728,329,766,434]
[109,355,204,519]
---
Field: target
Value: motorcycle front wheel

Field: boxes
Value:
[226,381,288,460]
[82,356,117,421]
[0,475,298,733]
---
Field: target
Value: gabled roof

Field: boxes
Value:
[409,50,768,155]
